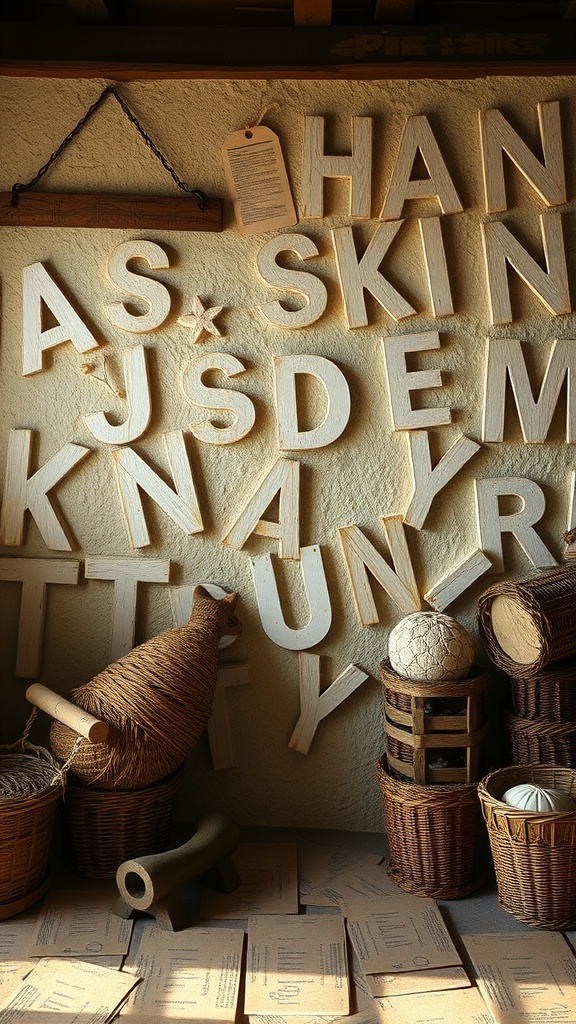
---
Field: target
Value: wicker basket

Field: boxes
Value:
[509,662,576,722]
[375,754,486,899]
[382,661,487,784]
[505,713,576,767]
[478,764,576,929]
[0,743,63,919]
[477,565,576,679]
[62,765,184,879]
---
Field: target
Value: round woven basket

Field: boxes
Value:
[0,743,63,919]
[477,565,576,679]
[505,713,576,767]
[509,662,576,722]
[478,764,576,929]
[62,765,184,879]
[375,754,486,899]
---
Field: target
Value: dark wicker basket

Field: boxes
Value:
[505,713,576,767]
[477,565,576,679]
[478,764,576,929]
[62,765,184,878]
[0,743,63,919]
[382,661,487,784]
[509,662,576,722]
[375,754,486,899]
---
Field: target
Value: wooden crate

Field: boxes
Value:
[381,660,488,785]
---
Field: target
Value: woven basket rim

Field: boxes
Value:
[376,753,480,798]
[478,764,576,819]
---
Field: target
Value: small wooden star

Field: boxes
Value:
[177,296,224,343]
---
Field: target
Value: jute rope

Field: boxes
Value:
[1,708,83,800]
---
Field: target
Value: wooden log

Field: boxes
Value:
[0,192,222,231]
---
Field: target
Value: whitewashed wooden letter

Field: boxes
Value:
[332,222,416,328]
[339,517,420,626]
[380,115,463,222]
[0,558,80,677]
[404,430,481,529]
[252,545,331,649]
[223,458,300,560]
[566,470,576,558]
[257,233,327,329]
[382,331,452,431]
[113,430,203,548]
[22,262,101,376]
[274,355,350,450]
[302,116,372,219]
[85,556,170,661]
[419,217,454,317]
[475,476,557,572]
[105,239,171,333]
[424,549,492,611]
[289,653,369,755]
[182,352,255,445]
[483,337,576,443]
[84,345,151,444]
[480,102,566,214]
[482,212,570,326]
[207,662,251,770]
[0,430,92,549]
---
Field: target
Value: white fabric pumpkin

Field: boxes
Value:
[388,611,474,681]
[502,783,576,813]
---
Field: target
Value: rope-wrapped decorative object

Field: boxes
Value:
[375,754,486,899]
[477,564,576,679]
[50,586,240,790]
[0,739,63,918]
[478,764,576,929]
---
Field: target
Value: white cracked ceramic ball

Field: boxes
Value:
[388,611,474,681]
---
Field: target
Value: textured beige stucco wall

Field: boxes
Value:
[1,75,575,830]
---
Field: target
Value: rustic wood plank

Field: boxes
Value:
[207,662,251,770]
[0,192,222,231]
[293,0,333,27]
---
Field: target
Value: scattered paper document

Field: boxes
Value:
[368,963,471,998]
[246,913,349,1016]
[346,897,462,974]
[120,925,245,1021]
[462,931,576,1023]
[0,913,38,1000]
[0,957,139,1023]
[201,842,299,919]
[29,889,133,957]
[376,985,492,1023]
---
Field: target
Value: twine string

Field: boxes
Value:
[11,84,206,210]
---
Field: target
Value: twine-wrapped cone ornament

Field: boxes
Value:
[50,586,241,790]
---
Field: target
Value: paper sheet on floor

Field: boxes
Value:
[200,842,299,919]
[346,896,462,974]
[0,957,139,1023]
[29,889,133,957]
[462,931,576,1023]
[368,963,471,997]
[376,985,492,1023]
[120,925,245,1021]
[246,913,349,1016]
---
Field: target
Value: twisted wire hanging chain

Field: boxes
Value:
[11,84,205,210]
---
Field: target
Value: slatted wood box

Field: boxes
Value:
[381,660,488,785]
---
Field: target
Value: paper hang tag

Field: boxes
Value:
[222,125,297,236]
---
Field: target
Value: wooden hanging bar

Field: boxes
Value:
[0,191,223,231]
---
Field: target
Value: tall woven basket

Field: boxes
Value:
[62,765,184,879]
[0,741,63,919]
[477,764,576,929]
[375,754,486,899]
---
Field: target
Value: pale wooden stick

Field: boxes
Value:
[25,682,109,743]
